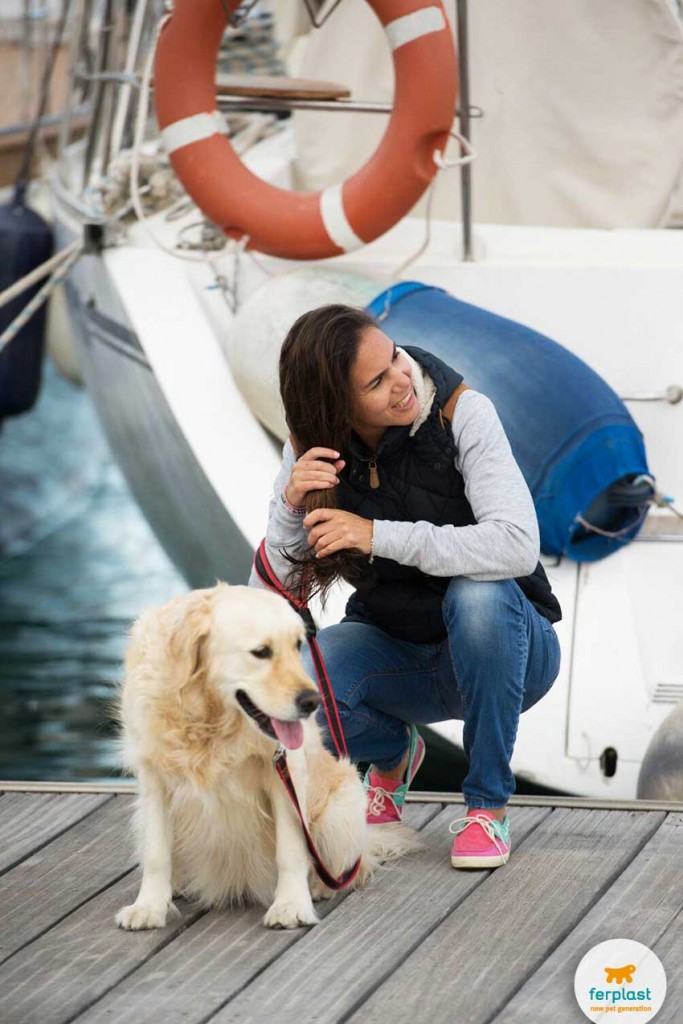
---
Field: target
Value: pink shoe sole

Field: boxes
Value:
[450,848,511,869]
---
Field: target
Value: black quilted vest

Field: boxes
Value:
[337,346,562,644]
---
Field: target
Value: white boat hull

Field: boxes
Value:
[51,162,683,801]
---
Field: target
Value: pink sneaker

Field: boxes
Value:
[449,809,511,869]
[364,726,426,825]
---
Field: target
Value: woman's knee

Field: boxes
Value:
[442,577,524,645]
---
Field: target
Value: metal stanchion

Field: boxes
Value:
[456,0,474,261]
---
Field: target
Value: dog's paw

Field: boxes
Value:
[263,899,319,930]
[309,877,336,903]
[115,900,174,931]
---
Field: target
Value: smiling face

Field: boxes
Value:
[349,326,418,449]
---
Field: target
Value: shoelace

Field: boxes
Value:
[448,814,509,861]
[367,786,398,818]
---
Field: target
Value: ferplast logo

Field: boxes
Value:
[574,939,667,1022]
[588,962,652,1006]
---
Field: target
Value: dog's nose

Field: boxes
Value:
[295,689,321,716]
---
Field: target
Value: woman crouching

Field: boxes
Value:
[249,304,561,869]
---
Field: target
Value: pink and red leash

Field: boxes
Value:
[252,540,361,891]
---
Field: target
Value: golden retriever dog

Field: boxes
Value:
[115,583,418,930]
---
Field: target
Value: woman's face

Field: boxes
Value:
[349,326,418,445]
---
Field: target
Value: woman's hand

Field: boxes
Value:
[285,448,345,508]
[304,508,373,559]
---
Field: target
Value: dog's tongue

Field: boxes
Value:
[271,718,304,750]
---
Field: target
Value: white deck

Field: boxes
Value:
[1,783,682,1023]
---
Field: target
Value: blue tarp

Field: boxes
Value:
[367,282,650,561]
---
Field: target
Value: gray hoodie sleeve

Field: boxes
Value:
[371,390,540,579]
[248,439,308,590]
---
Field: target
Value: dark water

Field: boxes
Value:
[0,359,561,795]
[0,360,184,781]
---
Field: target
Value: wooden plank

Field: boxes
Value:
[0,793,112,874]
[73,904,300,1024]
[403,801,444,831]
[0,782,136,794]
[0,874,205,1024]
[351,808,665,1024]
[214,73,351,100]
[0,796,135,964]
[71,804,443,1024]
[203,806,550,1024]
[651,877,683,1024]
[492,811,683,1023]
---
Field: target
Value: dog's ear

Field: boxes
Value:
[169,592,212,693]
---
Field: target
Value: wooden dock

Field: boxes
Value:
[1,783,682,1024]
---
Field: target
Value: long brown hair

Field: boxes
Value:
[279,304,377,602]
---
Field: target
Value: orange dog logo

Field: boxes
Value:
[604,964,637,985]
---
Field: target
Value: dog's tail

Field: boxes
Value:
[358,820,423,887]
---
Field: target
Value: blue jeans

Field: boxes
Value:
[302,577,561,809]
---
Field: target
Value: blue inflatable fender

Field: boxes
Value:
[367,282,651,562]
[0,191,54,418]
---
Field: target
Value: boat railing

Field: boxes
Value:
[56,0,477,260]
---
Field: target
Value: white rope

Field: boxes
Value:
[390,176,439,281]
[390,128,477,280]
[574,508,650,540]
[129,13,221,265]
[574,475,683,539]
[652,491,683,521]
[433,128,476,169]
[0,243,83,353]
[0,239,82,312]
[128,12,274,307]
[109,0,148,159]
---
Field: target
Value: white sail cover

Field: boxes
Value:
[277,0,683,228]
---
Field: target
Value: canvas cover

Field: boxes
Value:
[274,0,683,228]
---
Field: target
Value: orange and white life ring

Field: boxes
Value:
[155,0,457,260]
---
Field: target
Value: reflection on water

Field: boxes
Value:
[0,460,185,780]
[0,362,184,781]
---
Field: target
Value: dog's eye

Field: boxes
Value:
[250,645,273,660]
[296,638,303,651]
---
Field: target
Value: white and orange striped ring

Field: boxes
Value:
[154,0,457,260]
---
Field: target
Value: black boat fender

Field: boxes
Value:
[0,189,54,420]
